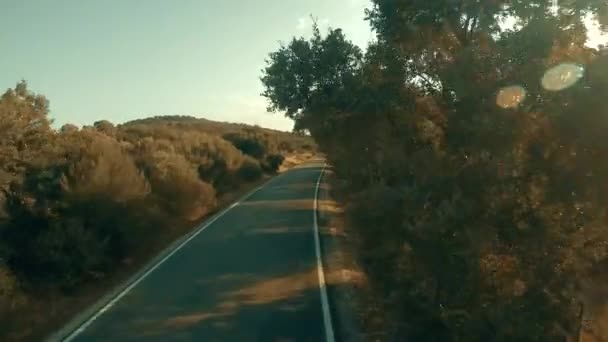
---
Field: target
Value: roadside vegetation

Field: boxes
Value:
[0,82,315,341]
[262,1,608,340]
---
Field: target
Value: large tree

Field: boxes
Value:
[262,1,608,340]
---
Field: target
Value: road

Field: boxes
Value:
[54,161,334,342]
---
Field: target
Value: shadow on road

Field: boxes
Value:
[72,165,340,342]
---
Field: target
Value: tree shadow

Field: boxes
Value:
[70,166,334,342]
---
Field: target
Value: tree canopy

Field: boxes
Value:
[262,0,608,340]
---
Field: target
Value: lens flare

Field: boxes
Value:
[496,85,527,109]
[541,63,585,91]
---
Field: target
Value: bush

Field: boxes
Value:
[175,132,247,192]
[301,143,313,151]
[1,132,152,290]
[223,133,266,159]
[237,158,263,182]
[8,199,143,290]
[278,141,294,153]
[61,133,150,203]
[263,154,285,173]
[146,151,216,221]
[0,264,25,311]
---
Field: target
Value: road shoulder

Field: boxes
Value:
[317,169,368,342]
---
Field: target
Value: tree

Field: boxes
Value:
[0,81,52,168]
[261,24,363,125]
[60,123,79,134]
[93,120,116,136]
[0,81,53,218]
[261,1,608,340]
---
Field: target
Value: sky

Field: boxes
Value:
[0,0,374,131]
[1,1,605,132]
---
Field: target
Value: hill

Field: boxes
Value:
[0,82,316,341]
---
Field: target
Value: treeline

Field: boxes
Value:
[262,1,608,340]
[0,82,314,333]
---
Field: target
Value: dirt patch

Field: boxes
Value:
[278,152,315,173]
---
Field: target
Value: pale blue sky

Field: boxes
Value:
[0,0,373,131]
[1,1,605,132]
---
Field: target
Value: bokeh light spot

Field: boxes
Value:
[496,85,527,109]
[541,63,585,91]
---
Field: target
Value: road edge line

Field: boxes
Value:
[47,173,283,342]
[314,163,336,342]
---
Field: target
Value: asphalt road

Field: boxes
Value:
[57,161,332,342]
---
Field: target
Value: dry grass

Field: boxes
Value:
[278,152,315,173]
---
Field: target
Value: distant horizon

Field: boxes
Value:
[50,112,298,133]
[1,0,373,132]
[2,0,605,133]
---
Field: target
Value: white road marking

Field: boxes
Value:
[59,164,332,342]
[313,164,336,342]
[61,178,275,341]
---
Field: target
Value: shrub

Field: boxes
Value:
[1,132,152,290]
[61,133,150,203]
[223,133,266,159]
[278,141,294,153]
[3,191,149,291]
[0,264,25,311]
[173,132,247,191]
[147,151,216,221]
[263,154,285,173]
[237,158,263,182]
[93,120,116,136]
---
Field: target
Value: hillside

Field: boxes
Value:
[0,82,316,341]
[118,114,315,153]
[122,114,281,133]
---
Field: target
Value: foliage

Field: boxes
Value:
[0,81,314,326]
[145,150,216,221]
[93,120,116,136]
[264,154,285,173]
[262,2,608,340]
[237,157,264,182]
[1,131,151,290]
[223,132,267,159]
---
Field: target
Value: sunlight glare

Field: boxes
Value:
[496,85,527,109]
[541,63,585,91]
